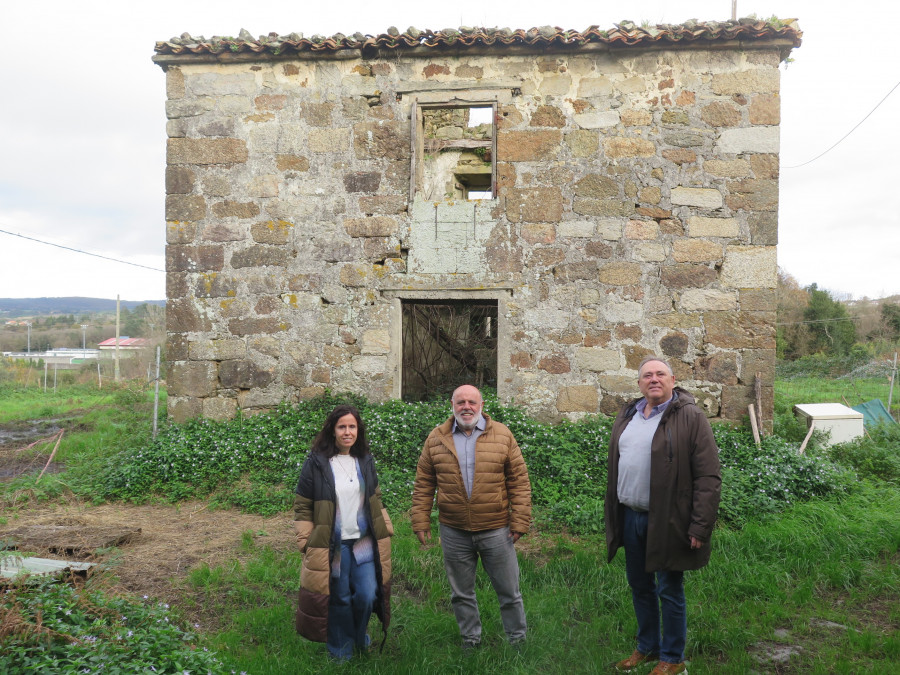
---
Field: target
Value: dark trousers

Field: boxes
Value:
[623,506,686,663]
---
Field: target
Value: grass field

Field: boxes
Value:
[185,491,900,675]
[776,376,898,417]
[1,376,898,674]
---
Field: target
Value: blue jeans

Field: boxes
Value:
[327,540,377,660]
[623,507,686,663]
[439,524,527,643]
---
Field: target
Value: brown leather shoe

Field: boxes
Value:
[649,661,687,674]
[615,649,659,671]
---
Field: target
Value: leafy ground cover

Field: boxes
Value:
[0,571,224,674]
[1,379,898,673]
[77,391,855,534]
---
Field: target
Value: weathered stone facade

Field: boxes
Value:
[154,21,800,424]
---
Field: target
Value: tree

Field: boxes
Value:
[803,283,857,355]
[776,268,811,360]
[118,303,165,338]
[120,306,141,337]
[881,302,900,340]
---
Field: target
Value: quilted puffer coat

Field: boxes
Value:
[293,451,393,642]
[411,414,531,535]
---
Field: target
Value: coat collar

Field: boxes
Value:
[438,412,494,435]
[622,387,694,420]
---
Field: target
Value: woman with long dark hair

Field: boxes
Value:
[293,405,393,660]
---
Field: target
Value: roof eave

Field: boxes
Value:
[152,36,799,69]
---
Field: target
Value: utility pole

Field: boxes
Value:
[114,295,121,382]
[732,1,738,21]
[26,321,32,355]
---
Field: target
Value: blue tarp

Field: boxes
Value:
[851,399,898,428]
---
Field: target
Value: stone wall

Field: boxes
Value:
[162,45,780,424]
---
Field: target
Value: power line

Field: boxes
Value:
[784,80,900,169]
[0,227,164,273]
[776,317,860,326]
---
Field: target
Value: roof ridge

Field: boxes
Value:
[154,19,802,56]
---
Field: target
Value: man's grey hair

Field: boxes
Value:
[637,355,674,377]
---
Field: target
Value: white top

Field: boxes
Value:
[331,454,362,540]
[616,411,664,512]
[794,403,863,420]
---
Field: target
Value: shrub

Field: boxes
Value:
[0,573,229,674]
[95,392,858,534]
[826,423,900,484]
[775,352,869,379]
[715,426,856,527]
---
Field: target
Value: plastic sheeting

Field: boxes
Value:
[851,399,898,428]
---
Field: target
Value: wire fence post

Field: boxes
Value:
[152,345,161,439]
[889,352,898,420]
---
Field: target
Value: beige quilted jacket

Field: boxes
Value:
[411,414,532,535]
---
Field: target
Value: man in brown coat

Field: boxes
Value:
[411,384,532,649]
[605,357,721,675]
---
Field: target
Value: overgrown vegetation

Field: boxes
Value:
[776,269,900,363]
[773,350,899,418]
[825,423,900,484]
[0,571,225,674]
[1,379,898,673]
[0,382,162,506]
[74,390,853,533]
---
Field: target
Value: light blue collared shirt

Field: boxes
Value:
[452,414,485,498]
[635,392,675,419]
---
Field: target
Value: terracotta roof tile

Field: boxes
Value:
[154,18,801,58]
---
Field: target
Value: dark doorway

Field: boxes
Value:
[401,300,498,401]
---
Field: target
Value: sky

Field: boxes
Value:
[1,1,897,302]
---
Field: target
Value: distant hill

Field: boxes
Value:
[0,297,165,317]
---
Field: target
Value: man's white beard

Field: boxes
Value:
[454,412,478,431]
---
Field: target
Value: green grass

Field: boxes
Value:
[0,570,226,674]
[0,382,164,507]
[169,487,899,674]
[776,376,898,417]
[2,376,899,673]
[0,384,117,424]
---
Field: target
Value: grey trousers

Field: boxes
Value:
[439,523,527,643]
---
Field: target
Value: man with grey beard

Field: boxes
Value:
[411,384,532,650]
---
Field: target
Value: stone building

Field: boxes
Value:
[154,19,802,424]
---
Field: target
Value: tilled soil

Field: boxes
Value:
[1,500,296,604]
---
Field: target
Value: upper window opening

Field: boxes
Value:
[413,104,495,201]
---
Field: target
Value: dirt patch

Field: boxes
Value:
[0,420,64,449]
[0,452,65,481]
[1,523,140,554]
[0,422,71,481]
[0,500,296,611]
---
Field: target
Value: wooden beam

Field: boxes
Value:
[424,137,492,153]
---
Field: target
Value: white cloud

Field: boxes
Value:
[1,0,898,300]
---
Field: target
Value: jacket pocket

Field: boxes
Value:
[382,508,394,536]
